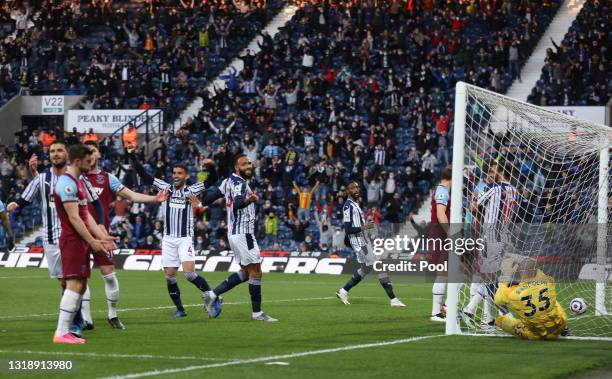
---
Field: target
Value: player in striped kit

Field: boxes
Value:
[83,143,168,329]
[7,141,106,334]
[129,150,217,318]
[462,159,518,327]
[335,181,405,307]
[200,155,278,322]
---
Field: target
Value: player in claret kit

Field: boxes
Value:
[52,144,116,344]
[429,165,452,322]
[494,259,569,340]
[7,141,106,336]
[83,142,167,330]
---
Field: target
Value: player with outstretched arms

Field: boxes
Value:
[8,141,107,336]
[429,165,452,322]
[335,181,405,307]
[128,147,216,318]
[52,144,116,344]
[200,155,278,322]
[494,259,568,340]
[82,142,168,329]
[462,159,518,327]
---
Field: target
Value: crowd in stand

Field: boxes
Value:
[527,0,610,106]
[2,0,567,254]
[0,0,283,118]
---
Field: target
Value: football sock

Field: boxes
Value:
[213,271,247,298]
[483,283,498,323]
[166,275,184,312]
[248,277,262,314]
[56,289,81,336]
[184,271,211,292]
[377,273,396,299]
[343,268,365,292]
[432,277,447,316]
[81,285,93,324]
[103,272,119,319]
[464,283,484,315]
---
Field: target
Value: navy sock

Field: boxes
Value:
[188,274,211,292]
[485,283,498,299]
[343,269,365,292]
[248,278,262,313]
[379,277,396,299]
[214,272,247,297]
[166,279,184,312]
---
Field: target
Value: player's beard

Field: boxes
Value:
[52,160,67,170]
[239,168,253,179]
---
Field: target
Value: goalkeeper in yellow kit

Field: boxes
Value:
[494,259,568,340]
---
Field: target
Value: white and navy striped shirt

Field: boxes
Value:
[476,181,518,238]
[153,178,206,238]
[343,199,367,251]
[374,147,386,166]
[219,174,256,236]
[20,171,98,244]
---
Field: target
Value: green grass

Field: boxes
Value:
[1,268,611,379]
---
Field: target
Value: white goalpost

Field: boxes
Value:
[445,82,611,339]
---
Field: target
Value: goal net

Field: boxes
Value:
[445,82,611,339]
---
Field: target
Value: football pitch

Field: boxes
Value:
[1,268,612,379]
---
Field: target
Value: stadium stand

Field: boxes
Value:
[0,0,284,114]
[527,0,610,106]
[2,0,566,255]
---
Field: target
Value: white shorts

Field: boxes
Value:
[228,234,262,266]
[355,244,380,267]
[479,240,503,274]
[43,243,62,279]
[161,236,195,268]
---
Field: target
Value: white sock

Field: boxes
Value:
[103,272,119,319]
[207,290,217,300]
[483,299,494,324]
[431,279,446,316]
[463,283,483,315]
[252,311,263,317]
[55,290,81,337]
[81,285,93,324]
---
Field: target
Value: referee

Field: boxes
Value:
[128,148,219,318]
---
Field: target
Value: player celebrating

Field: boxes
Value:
[463,160,518,327]
[83,143,167,329]
[494,259,568,340]
[128,148,214,318]
[335,181,405,307]
[7,141,105,334]
[201,155,278,322]
[0,199,15,252]
[52,144,116,344]
[429,165,452,322]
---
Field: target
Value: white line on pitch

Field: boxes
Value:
[0,296,383,320]
[0,350,234,361]
[99,334,446,379]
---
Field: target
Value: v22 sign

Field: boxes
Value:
[42,95,64,115]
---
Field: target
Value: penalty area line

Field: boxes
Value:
[99,334,446,379]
